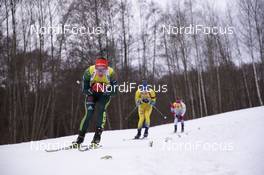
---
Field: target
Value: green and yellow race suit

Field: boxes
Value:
[79,65,117,136]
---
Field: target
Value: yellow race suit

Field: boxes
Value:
[135,88,156,129]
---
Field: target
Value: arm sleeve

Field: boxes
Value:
[82,68,91,94]
[170,106,175,113]
[135,89,141,104]
[181,102,186,116]
[109,69,118,96]
[149,89,156,104]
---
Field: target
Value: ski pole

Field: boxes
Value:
[125,105,138,121]
[153,106,167,119]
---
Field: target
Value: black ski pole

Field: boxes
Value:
[125,106,138,121]
[153,106,167,119]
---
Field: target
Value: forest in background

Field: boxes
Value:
[0,0,263,144]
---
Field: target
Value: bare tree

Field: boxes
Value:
[239,0,263,106]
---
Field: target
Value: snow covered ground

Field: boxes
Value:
[1,106,264,175]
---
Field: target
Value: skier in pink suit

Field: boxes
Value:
[170,99,186,133]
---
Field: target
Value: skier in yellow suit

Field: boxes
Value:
[134,80,156,139]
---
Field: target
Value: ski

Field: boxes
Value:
[88,144,102,150]
[78,145,90,152]
[123,137,149,141]
[140,137,148,140]
[45,144,89,152]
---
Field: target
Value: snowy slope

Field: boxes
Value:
[1,107,264,175]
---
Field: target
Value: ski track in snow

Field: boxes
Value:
[1,106,264,175]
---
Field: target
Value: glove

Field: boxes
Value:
[92,83,105,93]
[84,88,93,96]
[142,98,150,103]
[136,100,142,107]
[178,115,184,121]
[109,80,118,96]
[176,115,183,120]
[103,89,111,96]
[149,101,155,106]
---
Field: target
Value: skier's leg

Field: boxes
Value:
[137,107,145,129]
[135,128,142,139]
[75,96,96,144]
[92,95,111,144]
[135,107,144,139]
[96,95,111,129]
[143,107,152,137]
[174,116,178,133]
[180,115,184,132]
[144,107,152,128]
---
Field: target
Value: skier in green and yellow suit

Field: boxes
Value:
[134,80,156,139]
[73,57,117,147]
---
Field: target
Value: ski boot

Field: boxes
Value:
[143,127,149,138]
[90,127,103,149]
[134,129,142,139]
[174,125,177,133]
[72,133,84,149]
[181,123,184,133]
